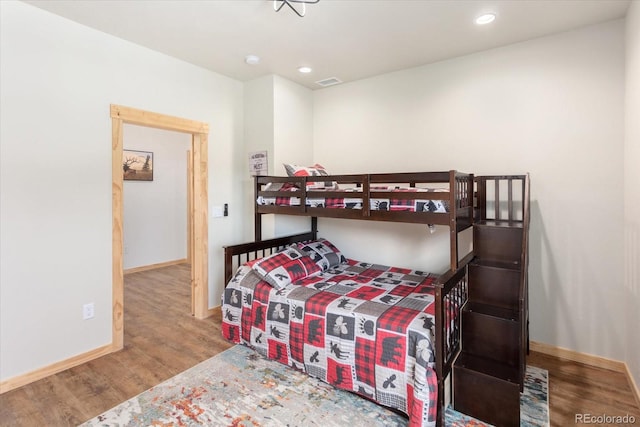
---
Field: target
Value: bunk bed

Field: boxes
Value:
[253,170,474,270]
[222,170,474,427]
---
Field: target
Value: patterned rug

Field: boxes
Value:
[80,345,548,427]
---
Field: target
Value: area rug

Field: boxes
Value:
[80,345,548,427]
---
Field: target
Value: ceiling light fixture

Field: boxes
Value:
[273,0,319,18]
[245,55,261,65]
[298,66,312,73]
[475,13,496,25]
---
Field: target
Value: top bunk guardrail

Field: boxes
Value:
[475,175,529,224]
[254,170,474,229]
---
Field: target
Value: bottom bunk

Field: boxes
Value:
[222,234,469,427]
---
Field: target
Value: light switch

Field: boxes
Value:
[212,205,224,218]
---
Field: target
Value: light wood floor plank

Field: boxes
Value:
[0,263,638,426]
[527,351,640,426]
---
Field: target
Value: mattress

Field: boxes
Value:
[257,184,450,213]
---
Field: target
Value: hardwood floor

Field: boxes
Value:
[0,263,232,426]
[0,263,638,426]
[527,351,640,426]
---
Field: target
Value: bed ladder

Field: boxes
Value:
[453,175,530,427]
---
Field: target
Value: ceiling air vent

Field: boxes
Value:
[315,77,342,87]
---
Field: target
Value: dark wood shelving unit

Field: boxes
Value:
[453,175,530,427]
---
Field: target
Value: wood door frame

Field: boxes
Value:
[187,149,194,315]
[111,104,210,351]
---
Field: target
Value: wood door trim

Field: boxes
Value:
[187,148,194,316]
[187,149,193,266]
[191,133,209,319]
[111,104,210,353]
[110,105,208,134]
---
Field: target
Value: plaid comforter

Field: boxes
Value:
[222,260,441,427]
[257,185,449,213]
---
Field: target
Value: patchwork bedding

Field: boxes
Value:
[257,184,450,213]
[222,253,443,427]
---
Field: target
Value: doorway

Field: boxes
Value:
[111,104,210,352]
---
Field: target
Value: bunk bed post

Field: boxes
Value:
[521,174,531,355]
[363,175,371,217]
[469,174,475,224]
[494,179,500,220]
[224,249,233,285]
[311,216,318,240]
[434,284,445,427]
[254,175,262,241]
[508,178,514,221]
[449,170,458,271]
[255,214,262,241]
[476,177,486,221]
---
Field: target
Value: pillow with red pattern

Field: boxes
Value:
[251,246,322,289]
[244,258,259,267]
[297,238,347,271]
[283,163,338,190]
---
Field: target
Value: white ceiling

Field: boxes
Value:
[25,0,630,90]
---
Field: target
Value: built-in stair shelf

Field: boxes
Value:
[453,175,530,427]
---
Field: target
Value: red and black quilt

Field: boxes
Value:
[222,259,441,427]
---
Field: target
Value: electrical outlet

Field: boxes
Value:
[83,303,95,320]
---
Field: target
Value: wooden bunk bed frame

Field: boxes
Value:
[222,170,529,426]
[254,170,474,270]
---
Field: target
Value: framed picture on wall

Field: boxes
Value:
[123,149,153,181]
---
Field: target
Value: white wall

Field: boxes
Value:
[0,1,243,382]
[123,125,190,270]
[242,75,314,240]
[625,1,640,391]
[272,76,314,237]
[313,21,626,362]
[243,76,276,240]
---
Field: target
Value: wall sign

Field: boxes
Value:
[249,151,268,176]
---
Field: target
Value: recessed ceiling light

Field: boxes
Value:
[245,55,260,65]
[298,66,312,74]
[475,13,496,25]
